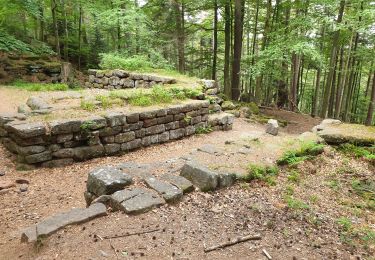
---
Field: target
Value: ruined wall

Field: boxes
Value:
[0,100,233,169]
[85,69,176,89]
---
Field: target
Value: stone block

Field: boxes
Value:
[104,112,126,127]
[144,177,183,202]
[73,145,104,161]
[126,113,140,123]
[6,122,46,138]
[180,161,218,191]
[143,118,158,128]
[25,151,52,164]
[121,139,142,152]
[161,174,194,193]
[114,132,135,143]
[41,158,74,168]
[158,132,170,143]
[145,124,165,136]
[104,143,121,155]
[170,128,185,140]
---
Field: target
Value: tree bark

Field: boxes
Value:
[320,0,345,118]
[223,0,231,98]
[212,0,218,80]
[78,4,82,70]
[366,71,375,126]
[51,0,60,57]
[252,0,260,102]
[231,0,245,100]
[62,0,69,61]
[174,0,185,74]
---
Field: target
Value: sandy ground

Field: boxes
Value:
[0,87,373,259]
[0,87,32,113]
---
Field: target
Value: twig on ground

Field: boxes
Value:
[204,234,262,253]
[262,248,272,260]
[109,239,119,259]
[103,228,160,240]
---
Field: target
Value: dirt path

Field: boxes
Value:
[0,86,32,113]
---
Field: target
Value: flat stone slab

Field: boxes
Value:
[144,177,183,202]
[113,188,165,214]
[317,122,375,145]
[161,174,194,193]
[21,203,107,243]
[87,166,133,196]
[116,162,153,180]
[198,144,223,155]
[180,161,219,191]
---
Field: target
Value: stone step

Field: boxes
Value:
[144,177,183,202]
[21,203,107,243]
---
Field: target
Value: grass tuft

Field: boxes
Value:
[11,80,70,91]
[277,141,325,166]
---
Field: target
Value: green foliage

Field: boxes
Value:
[10,81,69,91]
[243,164,279,186]
[195,126,213,135]
[287,170,301,184]
[337,217,352,232]
[337,144,375,160]
[80,120,97,132]
[95,95,123,109]
[284,196,310,210]
[277,142,325,166]
[80,100,96,111]
[99,52,172,72]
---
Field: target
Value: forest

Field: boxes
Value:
[0,0,374,125]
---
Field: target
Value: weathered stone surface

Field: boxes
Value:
[126,113,139,123]
[87,166,133,196]
[104,112,126,127]
[6,122,46,138]
[104,143,121,155]
[99,126,122,137]
[49,119,82,134]
[198,144,222,155]
[111,188,144,210]
[119,189,165,214]
[158,132,170,143]
[161,174,194,193]
[123,122,143,132]
[121,139,142,152]
[143,118,158,127]
[170,128,185,140]
[73,145,104,161]
[81,116,107,130]
[56,133,73,143]
[114,132,135,143]
[208,113,235,127]
[113,69,128,78]
[26,96,51,110]
[17,145,46,156]
[144,177,183,202]
[298,132,324,143]
[266,119,279,136]
[317,123,375,145]
[41,158,74,168]
[200,79,217,90]
[0,113,27,126]
[180,161,218,191]
[21,203,107,243]
[25,151,52,164]
[53,148,74,158]
[145,125,165,136]
[221,101,236,111]
[218,173,237,187]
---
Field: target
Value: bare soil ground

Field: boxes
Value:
[0,88,373,260]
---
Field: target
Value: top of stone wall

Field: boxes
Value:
[88,69,177,84]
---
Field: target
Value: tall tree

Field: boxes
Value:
[366,71,375,125]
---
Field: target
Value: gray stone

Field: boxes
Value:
[185,126,195,136]
[218,173,236,187]
[73,145,104,161]
[266,119,279,136]
[221,101,236,111]
[87,166,133,196]
[121,78,135,88]
[18,104,32,114]
[6,122,46,138]
[157,115,174,124]
[49,119,82,134]
[114,132,135,143]
[81,116,107,130]
[161,174,194,193]
[109,76,120,86]
[21,203,107,243]
[200,79,217,90]
[110,188,144,210]
[144,177,183,202]
[170,128,185,140]
[120,190,165,214]
[126,113,139,123]
[145,125,165,136]
[99,126,122,137]
[165,121,179,131]
[104,143,121,155]
[180,161,218,191]
[104,112,126,127]
[238,147,252,155]
[26,96,51,110]
[113,69,128,78]
[121,139,142,152]
[123,122,143,132]
[56,133,73,143]
[53,148,74,158]
[198,144,222,155]
[158,132,170,143]
[25,151,52,164]
[208,113,235,127]
[0,113,26,126]
[41,159,74,168]
[143,118,158,127]
[17,145,46,156]
[20,184,28,192]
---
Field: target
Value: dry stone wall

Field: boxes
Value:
[0,101,235,169]
[85,69,177,89]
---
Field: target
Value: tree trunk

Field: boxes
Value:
[231,0,245,100]
[62,0,69,61]
[320,0,345,118]
[289,53,300,111]
[51,0,60,57]
[366,71,375,126]
[78,4,82,70]
[223,0,231,98]
[212,0,218,80]
[174,0,185,74]
[365,61,373,97]
[252,0,260,102]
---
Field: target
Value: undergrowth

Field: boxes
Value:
[242,164,279,186]
[277,141,325,166]
[10,81,69,91]
[337,143,375,162]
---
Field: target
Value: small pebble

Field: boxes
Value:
[0,172,5,177]
[20,184,28,192]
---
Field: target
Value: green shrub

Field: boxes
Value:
[284,196,310,210]
[243,164,279,186]
[128,95,153,107]
[95,95,123,109]
[337,143,375,159]
[277,141,325,166]
[80,100,96,111]
[195,126,213,134]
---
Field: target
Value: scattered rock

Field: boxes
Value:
[0,171,5,177]
[238,147,252,155]
[15,179,29,184]
[26,96,51,110]
[87,166,133,196]
[144,177,183,202]
[180,161,218,191]
[21,203,107,243]
[19,184,28,192]
[266,119,279,136]
[298,132,324,143]
[198,144,223,155]
[218,173,237,188]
